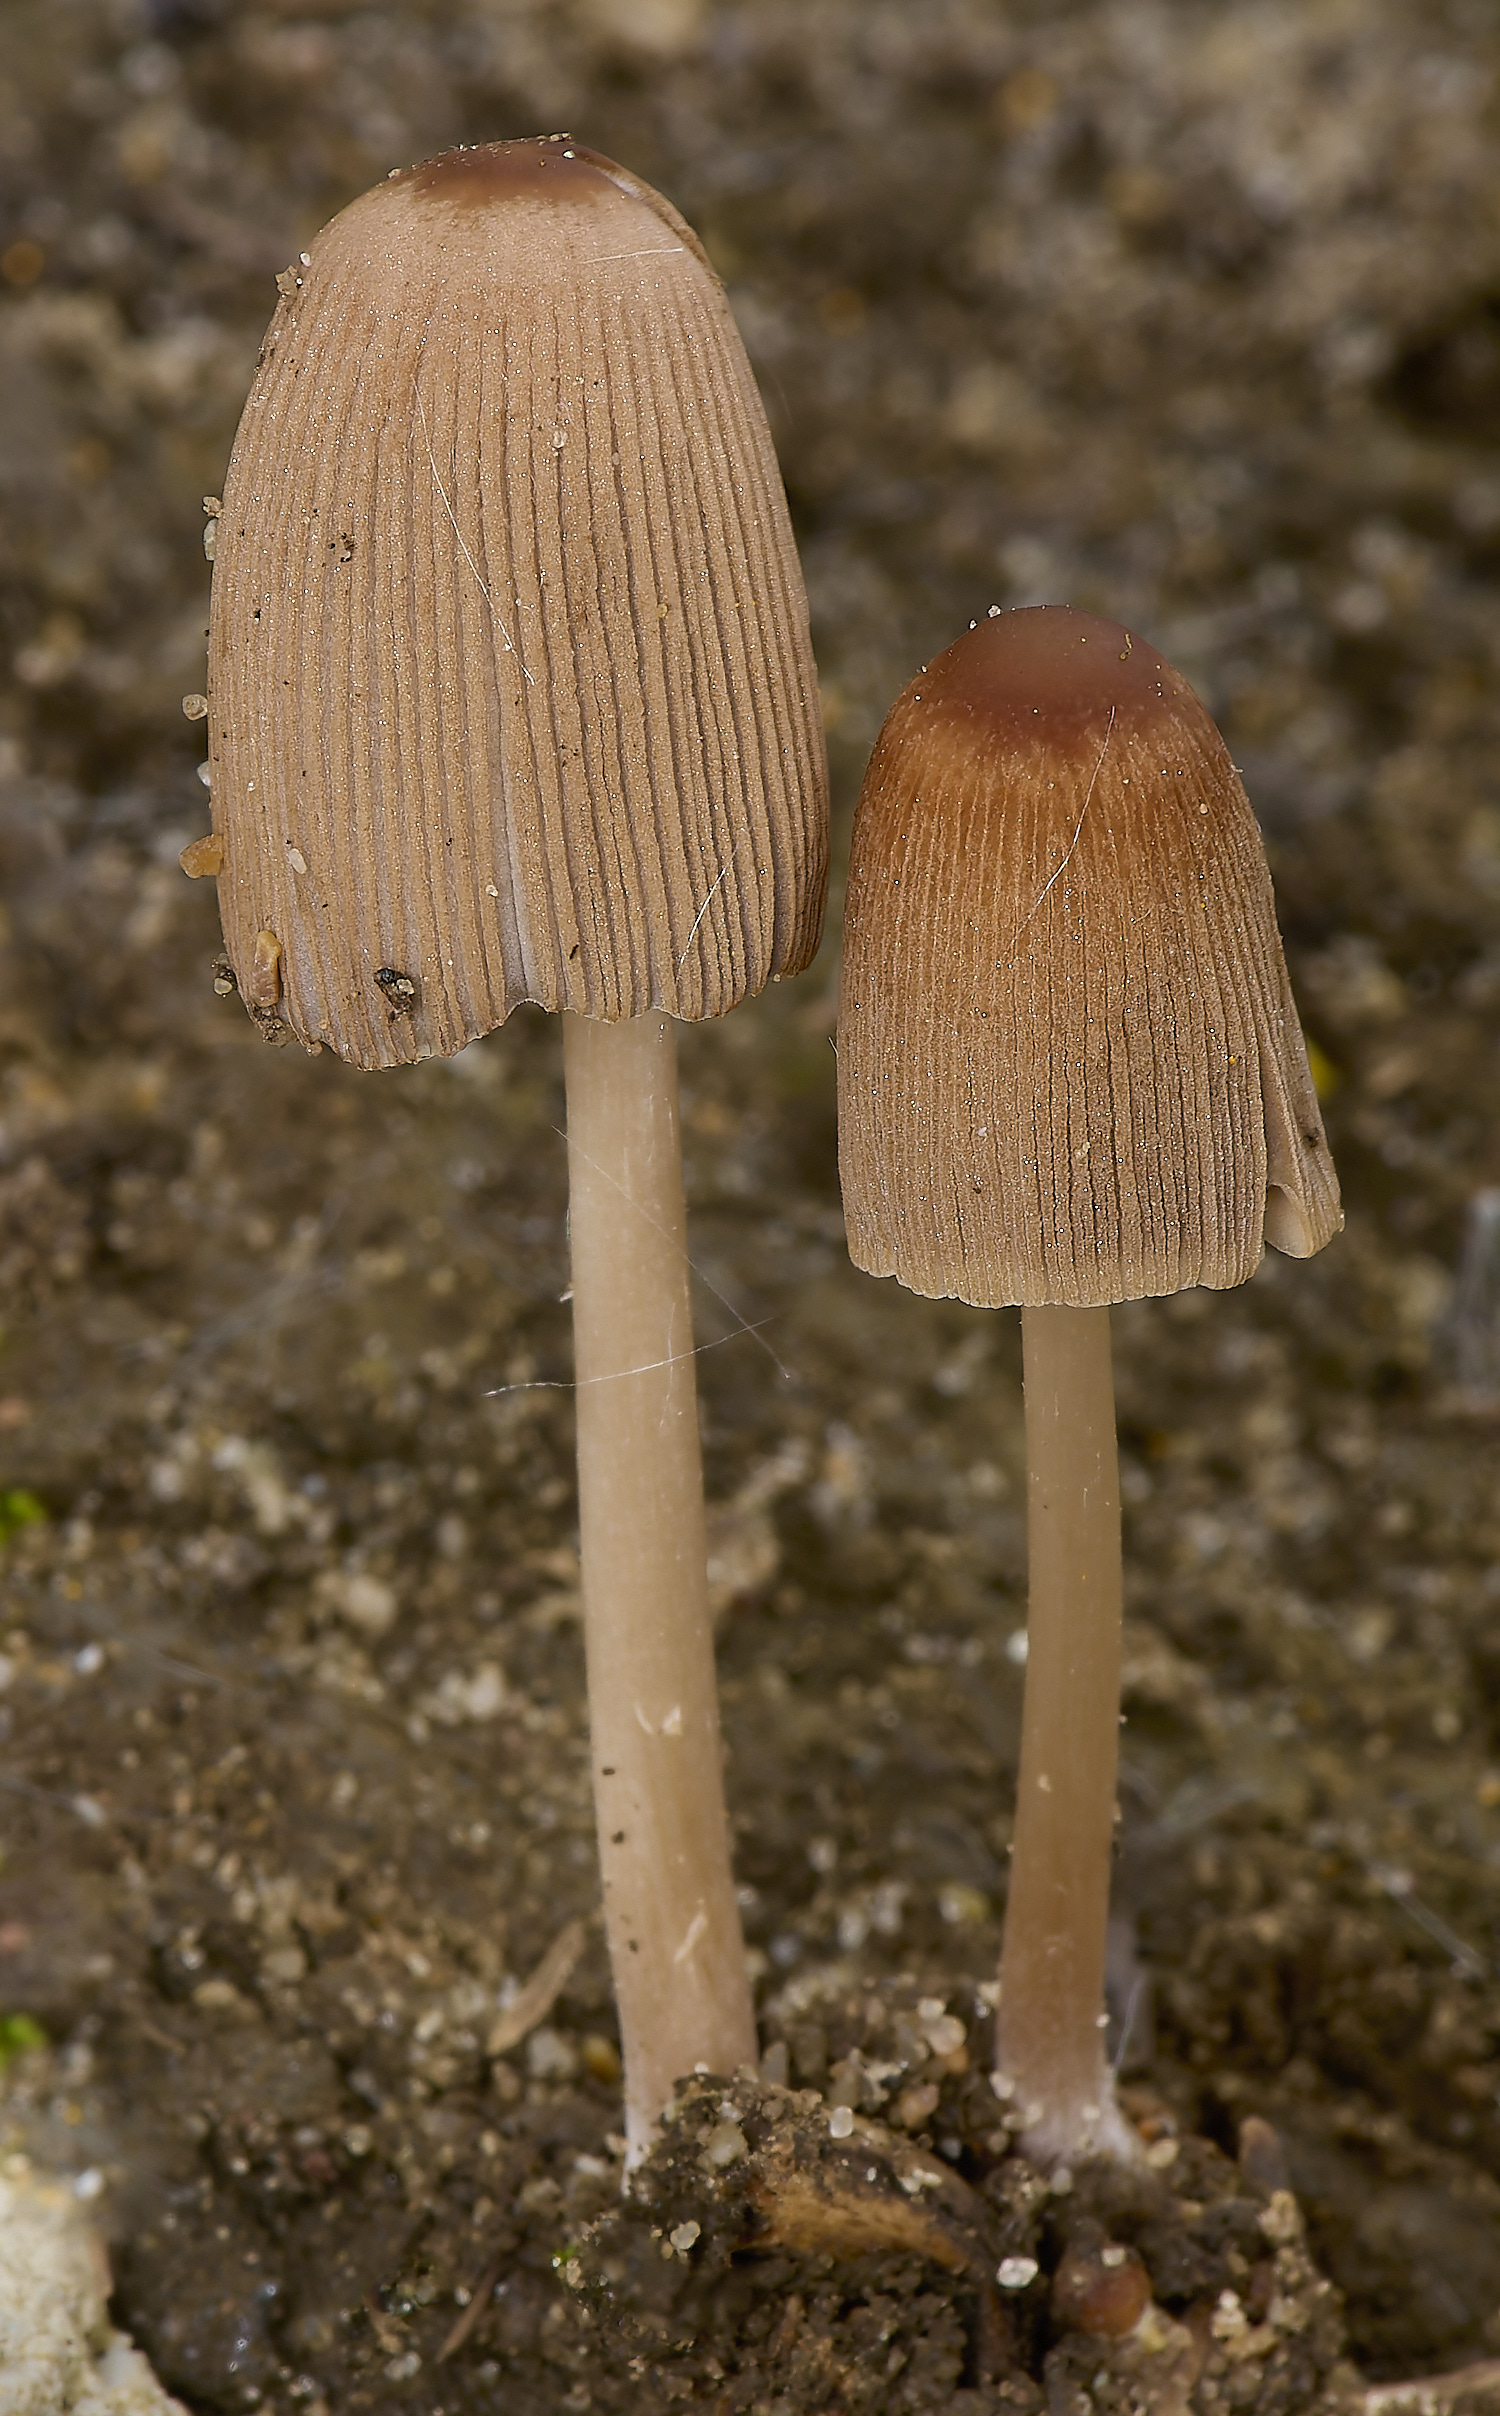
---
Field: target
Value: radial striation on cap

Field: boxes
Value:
[207,136,828,1067]
[837,606,1342,1308]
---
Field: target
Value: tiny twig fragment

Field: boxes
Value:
[486,1917,586,2057]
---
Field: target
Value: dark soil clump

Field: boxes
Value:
[566,2003,1354,2416]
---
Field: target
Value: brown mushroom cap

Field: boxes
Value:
[837,606,1342,1308]
[207,137,828,1067]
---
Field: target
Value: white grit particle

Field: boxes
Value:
[702,2120,747,2167]
[997,2256,1039,2290]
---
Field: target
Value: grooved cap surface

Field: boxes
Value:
[207,136,828,1066]
[837,607,1342,1307]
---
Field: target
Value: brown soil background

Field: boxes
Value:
[3,0,1500,2408]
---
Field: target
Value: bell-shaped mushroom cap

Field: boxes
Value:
[207,137,828,1067]
[837,607,1342,1308]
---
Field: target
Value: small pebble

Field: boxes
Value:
[1053,2232,1152,2337]
[997,2256,1039,2289]
[1259,2189,1303,2246]
[1238,2115,1290,2197]
[894,2081,940,2130]
[703,2119,747,2166]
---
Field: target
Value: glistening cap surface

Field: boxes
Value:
[837,606,1342,1307]
[206,137,828,1067]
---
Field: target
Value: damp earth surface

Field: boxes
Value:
[3,1,1500,2410]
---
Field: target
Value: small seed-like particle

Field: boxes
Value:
[1052,2232,1152,2336]
[182,693,208,721]
[894,2080,940,2130]
[1237,2114,1290,2197]
[179,833,223,879]
[250,929,283,1007]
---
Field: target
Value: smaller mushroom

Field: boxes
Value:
[837,605,1340,2167]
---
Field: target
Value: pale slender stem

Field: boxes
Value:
[563,1011,757,2160]
[996,1303,1137,2166]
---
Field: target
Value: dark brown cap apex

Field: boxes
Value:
[920,605,1189,743]
[206,143,827,1068]
[399,139,710,269]
[406,135,630,208]
[837,607,1341,1309]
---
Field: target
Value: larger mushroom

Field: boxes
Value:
[837,604,1340,2165]
[198,137,829,2154]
